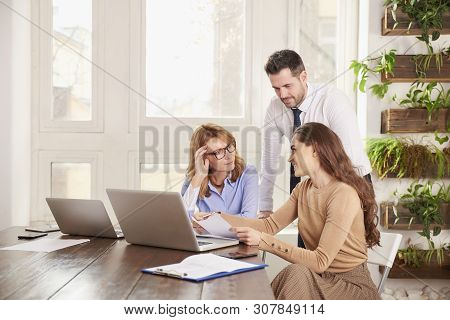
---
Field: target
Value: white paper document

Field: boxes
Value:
[0,238,90,252]
[194,214,237,239]
[144,253,262,279]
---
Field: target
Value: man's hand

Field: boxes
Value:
[230,227,262,246]
[257,211,273,219]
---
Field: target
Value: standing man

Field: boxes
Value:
[259,50,372,247]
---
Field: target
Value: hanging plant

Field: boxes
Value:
[397,241,449,267]
[384,0,450,47]
[394,181,449,249]
[413,45,450,77]
[349,49,396,98]
[366,137,449,178]
[392,81,450,119]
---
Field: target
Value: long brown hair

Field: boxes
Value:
[294,122,380,248]
[187,123,245,199]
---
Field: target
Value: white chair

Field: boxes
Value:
[367,232,403,293]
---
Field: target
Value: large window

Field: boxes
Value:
[52,0,92,121]
[146,0,246,118]
[30,0,357,223]
[32,0,106,223]
[51,163,91,199]
[290,0,338,84]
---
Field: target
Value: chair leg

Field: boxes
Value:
[378,266,390,293]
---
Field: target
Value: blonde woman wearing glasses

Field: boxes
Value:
[181,123,258,218]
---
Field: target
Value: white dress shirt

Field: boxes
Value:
[259,82,372,211]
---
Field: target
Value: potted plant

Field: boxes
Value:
[381,180,450,230]
[380,46,450,82]
[382,81,449,132]
[383,0,450,44]
[395,181,449,237]
[384,239,450,279]
[397,241,449,268]
[367,137,449,179]
[380,181,450,279]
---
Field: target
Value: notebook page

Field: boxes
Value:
[145,253,258,279]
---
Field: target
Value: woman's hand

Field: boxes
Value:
[194,146,209,177]
[230,227,262,246]
[192,219,208,235]
[193,212,213,221]
[191,212,214,234]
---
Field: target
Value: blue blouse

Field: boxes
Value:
[181,165,259,218]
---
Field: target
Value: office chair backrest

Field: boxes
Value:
[367,232,403,293]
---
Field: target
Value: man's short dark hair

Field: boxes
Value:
[264,50,305,77]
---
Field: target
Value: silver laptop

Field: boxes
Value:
[46,198,124,239]
[106,189,239,252]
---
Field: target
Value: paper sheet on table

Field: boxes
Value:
[0,238,90,252]
[194,214,237,239]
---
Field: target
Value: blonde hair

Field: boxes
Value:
[187,123,245,199]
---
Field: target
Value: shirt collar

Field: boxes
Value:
[296,82,315,113]
[226,177,236,187]
[207,175,236,193]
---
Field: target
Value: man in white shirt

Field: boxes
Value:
[259,50,372,247]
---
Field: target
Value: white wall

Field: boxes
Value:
[0,0,31,231]
[0,1,13,231]
[360,0,450,292]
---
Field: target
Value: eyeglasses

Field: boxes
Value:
[206,144,236,160]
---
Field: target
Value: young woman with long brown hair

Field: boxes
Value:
[195,122,381,299]
[182,123,258,218]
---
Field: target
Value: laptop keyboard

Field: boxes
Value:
[198,241,213,246]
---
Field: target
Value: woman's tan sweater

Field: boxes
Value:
[222,178,368,273]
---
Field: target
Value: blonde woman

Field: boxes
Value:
[196,123,380,300]
[181,123,258,218]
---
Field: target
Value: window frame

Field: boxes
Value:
[35,0,105,133]
[287,0,359,109]
[33,150,103,222]
[137,0,255,128]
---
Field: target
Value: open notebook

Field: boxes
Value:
[142,253,267,282]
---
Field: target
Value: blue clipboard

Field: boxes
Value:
[142,263,267,282]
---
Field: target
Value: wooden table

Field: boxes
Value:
[0,227,274,300]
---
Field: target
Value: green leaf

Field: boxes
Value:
[433,226,441,236]
[407,21,413,31]
[349,60,361,76]
[434,132,449,145]
[418,231,427,238]
[431,31,440,41]
[416,35,426,42]
[359,78,366,93]
[369,83,390,99]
